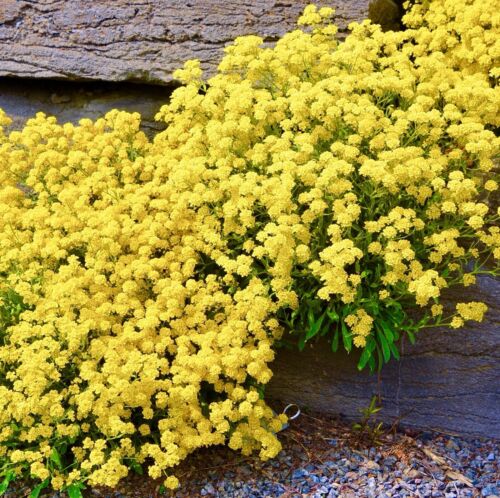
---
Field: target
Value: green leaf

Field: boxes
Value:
[307,309,316,327]
[380,320,394,343]
[377,330,391,363]
[387,301,405,324]
[341,321,352,353]
[407,330,416,344]
[357,347,372,370]
[50,448,62,469]
[374,344,383,371]
[326,309,339,321]
[129,460,143,476]
[365,300,379,314]
[368,354,376,372]
[66,484,84,498]
[357,338,376,371]
[388,340,400,360]
[305,313,325,342]
[298,335,306,352]
[29,479,49,498]
[331,327,339,352]
[0,471,15,495]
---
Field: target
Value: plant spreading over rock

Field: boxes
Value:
[0,0,498,494]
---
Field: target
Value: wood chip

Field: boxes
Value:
[422,448,447,466]
[445,470,473,488]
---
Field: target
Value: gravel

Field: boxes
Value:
[5,409,499,498]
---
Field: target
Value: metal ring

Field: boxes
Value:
[282,403,301,420]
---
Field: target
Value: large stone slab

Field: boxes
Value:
[267,275,500,438]
[0,0,370,84]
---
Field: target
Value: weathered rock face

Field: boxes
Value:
[267,275,500,438]
[0,0,370,84]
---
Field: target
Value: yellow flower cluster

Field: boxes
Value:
[451,301,488,328]
[0,0,499,492]
[0,110,286,489]
[345,309,374,347]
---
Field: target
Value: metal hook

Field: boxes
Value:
[282,403,301,421]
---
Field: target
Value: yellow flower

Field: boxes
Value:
[164,476,180,489]
[0,0,498,492]
[456,302,488,322]
[484,180,497,191]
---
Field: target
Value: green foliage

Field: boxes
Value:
[352,396,385,446]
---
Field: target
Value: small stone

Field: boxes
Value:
[406,468,420,479]
[487,452,495,461]
[364,460,380,471]
[482,487,500,497]
[292,468,308,480]
[383,456,398,466]
[201,483,215,495]
[446,439,460,451]
[50,93,71,104]
[418,432,434,443]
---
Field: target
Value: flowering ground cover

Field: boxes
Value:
[0,0,498,495]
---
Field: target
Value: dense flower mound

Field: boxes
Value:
[0,0,499,493]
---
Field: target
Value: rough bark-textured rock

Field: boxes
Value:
[0,0,370,84]
[267,275,500,438]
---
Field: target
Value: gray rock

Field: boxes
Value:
[268,275,500,438]
[200,483,215,495]
[0,0,370,84]
[292,468,309,480]
[0,78,171,137]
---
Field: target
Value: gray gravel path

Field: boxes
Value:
[5,410,499,498]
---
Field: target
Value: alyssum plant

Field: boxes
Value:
[0,0,498,494]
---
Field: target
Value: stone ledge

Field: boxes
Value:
[0,0,370,84]
[267,275,500,438]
